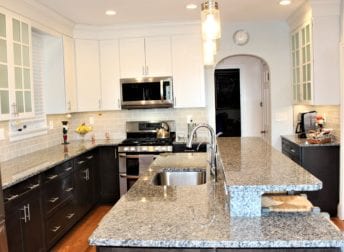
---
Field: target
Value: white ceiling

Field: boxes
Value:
[32,0,306,26]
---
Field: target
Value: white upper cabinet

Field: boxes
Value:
[75,39,101,112]
[119,36,172,78]
[99,40,121,110]
[290,2,340,105]
[144,36,172,77]
[0,8,34,120]
[171,34,205,108]
[63,35,77,112]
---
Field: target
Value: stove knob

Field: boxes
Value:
[124,147,129,151]
[130,147,136,152]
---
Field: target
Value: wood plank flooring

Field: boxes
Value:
[52,206,344,252]
[51,205,112,252]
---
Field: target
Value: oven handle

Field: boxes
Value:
[119,173,140,179]
[119,154,140,159]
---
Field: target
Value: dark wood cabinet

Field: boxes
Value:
[281,137,339,216]
[74,150,97,218]
[4,175,45,252]
[97,146,119,204]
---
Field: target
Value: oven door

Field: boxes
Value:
[119,153,158,196]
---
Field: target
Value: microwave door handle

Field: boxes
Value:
[160,80,164,100]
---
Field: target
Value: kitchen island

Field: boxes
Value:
[89,137,344,251]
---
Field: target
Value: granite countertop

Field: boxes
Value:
[218,137,322,192]
[89,151,344,249]
[0,139,123,189]
[281,135,340,147]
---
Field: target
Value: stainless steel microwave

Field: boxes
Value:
[120,77,173,109]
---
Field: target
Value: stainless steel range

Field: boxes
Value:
[118,121,175,196]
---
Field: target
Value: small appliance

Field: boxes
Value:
[295,111,317,138]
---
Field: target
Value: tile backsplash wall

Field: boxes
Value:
[0,108,208,162]
[293,105,340,139]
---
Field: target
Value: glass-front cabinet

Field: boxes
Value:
[291,22,312,104]
[0,8,33,120]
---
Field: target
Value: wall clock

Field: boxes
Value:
[233,30,249,46]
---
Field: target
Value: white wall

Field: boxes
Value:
[216,56,263,137]
[207,21,293,150]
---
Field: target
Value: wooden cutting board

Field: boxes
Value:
[262,195,313,212]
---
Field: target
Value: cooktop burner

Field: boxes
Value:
[120,137,173,146]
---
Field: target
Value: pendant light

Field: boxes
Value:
[201,0,221,40]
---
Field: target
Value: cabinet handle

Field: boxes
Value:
[86,155,93,160]
[51,226,61,232]
[84,169,89,181]
[66,213,75,219]
[98,99,102,110]
[174,97,176,106]
[26,204,31,221]
[68,101,71,111]
[290,149,295,153]
[65,187,73,192]
[6,194,19,201]
[65,166,73,172]
[78,160,85,165]
[146,66,149,75]
[49,197,59,203]
[118,98,121,109]
[114,150,117,159]
[142,66,145,75]
[21,205,28,223]
[48,174,58,180]
[28,183,39,190]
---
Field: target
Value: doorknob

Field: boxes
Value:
[260,130,267,134]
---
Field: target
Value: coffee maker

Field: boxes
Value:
[295,111,317,138]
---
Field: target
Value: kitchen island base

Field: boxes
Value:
[96,247,341,252]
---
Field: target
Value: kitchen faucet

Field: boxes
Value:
[186,123,221,180]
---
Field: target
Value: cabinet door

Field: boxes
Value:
[6,191,45,252]
[145,36,172,77]
[75,39,101,112]
[119,37,145,78]
[171,34,205,108]
[0,11,10,120]
[98,146,119,204]
[100,40,121,110]
[63,35,77,112]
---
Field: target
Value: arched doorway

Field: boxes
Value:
[214,55,271,143]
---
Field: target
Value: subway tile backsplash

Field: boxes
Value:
[0,108,208,162]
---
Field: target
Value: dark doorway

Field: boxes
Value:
[215,69,241,137]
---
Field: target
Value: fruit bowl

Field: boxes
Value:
[75,123,92,140]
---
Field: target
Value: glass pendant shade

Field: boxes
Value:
[201,1,221,40]
[203,39,217,55]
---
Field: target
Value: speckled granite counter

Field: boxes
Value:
[217,137,322,217]
[0,139,122,189]
[282,135,340,147]
[89,151,344,249]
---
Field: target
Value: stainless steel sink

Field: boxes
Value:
[152,169,206,186]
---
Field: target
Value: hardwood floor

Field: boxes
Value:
[51,205,112,252]
[52,206,344,252]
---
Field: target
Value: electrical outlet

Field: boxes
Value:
[0,128,5,140]
[49,121,54,129]
[89,117,95,125]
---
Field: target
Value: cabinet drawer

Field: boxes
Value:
[43,160,74,183]
[282,138,301,164]
[75,152,95,168]
[4,175,41,204]
[43,175,74,215]
[46,199,77,248]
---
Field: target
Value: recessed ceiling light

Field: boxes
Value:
[279,0,291,6]
[186,4,197,10]
[105,10,117,16]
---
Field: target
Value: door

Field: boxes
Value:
[261,63,271,143]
